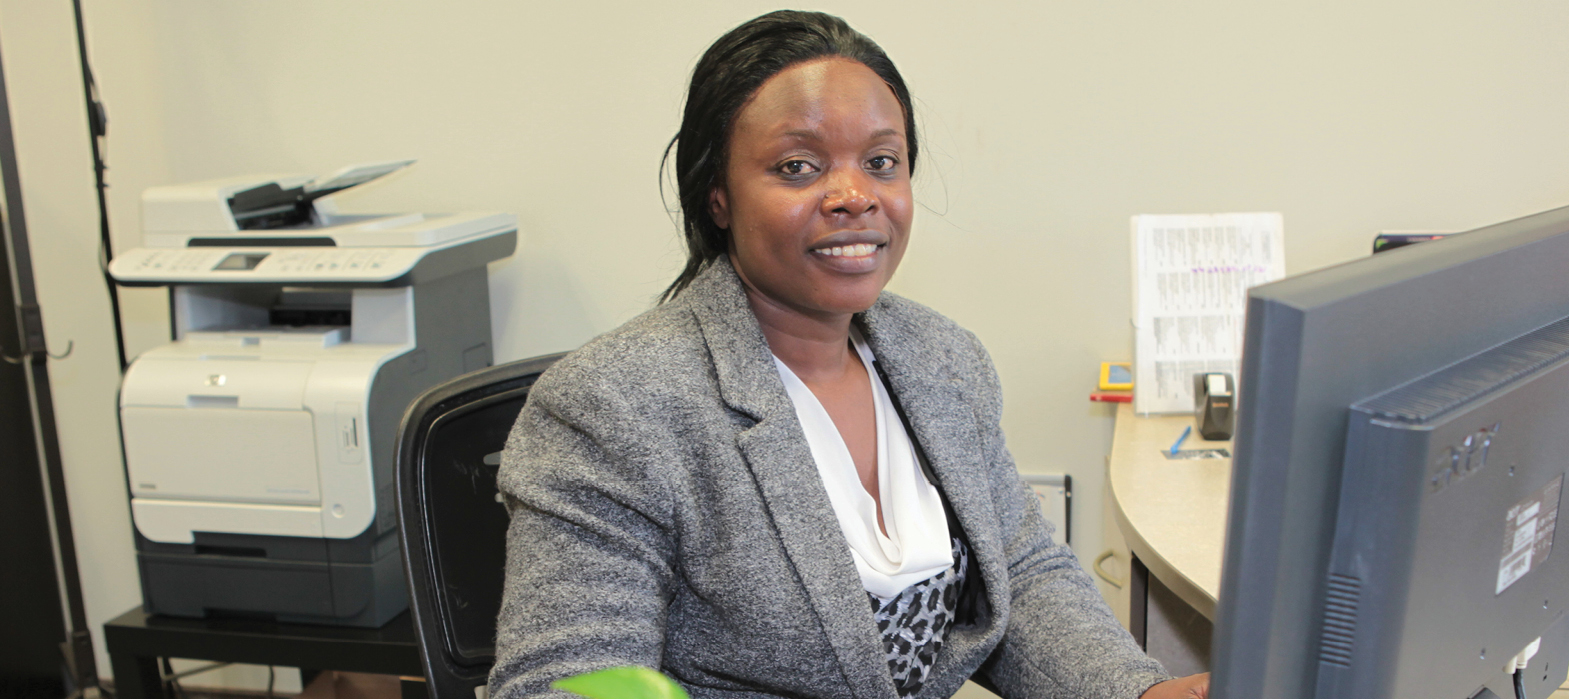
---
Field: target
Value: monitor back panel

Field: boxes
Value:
[1323,317,1569,699]
[1214,204,1569,699]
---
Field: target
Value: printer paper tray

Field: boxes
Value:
[133,498,324,544]
[122,406,321,505]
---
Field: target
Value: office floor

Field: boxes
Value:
[295,672,401,699]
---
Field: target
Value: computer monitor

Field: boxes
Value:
[1211,205,1569,699]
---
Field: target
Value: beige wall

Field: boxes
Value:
[5,0,1569,685]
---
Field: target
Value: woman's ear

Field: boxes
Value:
[708,186,731,230]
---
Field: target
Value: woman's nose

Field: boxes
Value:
[821,170,876,217]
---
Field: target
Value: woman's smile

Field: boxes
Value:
[815,244,876,257]
[812,242,880,258]
[809,230,889,272]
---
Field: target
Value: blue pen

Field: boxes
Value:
[1170,426,1192,455]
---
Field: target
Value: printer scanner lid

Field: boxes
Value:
[143,160,416,236]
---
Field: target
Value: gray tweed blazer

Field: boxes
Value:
[490,257,1168,699]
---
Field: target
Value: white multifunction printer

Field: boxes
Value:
[108,161,516,627]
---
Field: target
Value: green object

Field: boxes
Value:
[551,667,689,699]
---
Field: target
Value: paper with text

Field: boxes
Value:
[1132,213,1285,414]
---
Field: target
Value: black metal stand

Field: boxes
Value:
[103,609,424,699]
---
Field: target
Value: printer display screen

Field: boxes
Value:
[214,253,270,271]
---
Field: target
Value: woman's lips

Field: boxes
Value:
[808,242,885,272]
[811,243,881,258]
[807,230,889,272]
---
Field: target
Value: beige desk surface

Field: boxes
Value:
[1106,403,1569,697]
[1108,402,1231,621]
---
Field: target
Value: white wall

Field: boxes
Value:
[6,0,1569,685]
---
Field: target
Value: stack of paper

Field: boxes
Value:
[1131,213,1285,415]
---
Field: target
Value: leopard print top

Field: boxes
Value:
[868,536,970,697]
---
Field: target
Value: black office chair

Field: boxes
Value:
[396,353,566,699]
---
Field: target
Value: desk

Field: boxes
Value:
[1106,403,1228,676]
[103,608,424,699]
[1105,404,1569,698]
[1107,403,1228,619]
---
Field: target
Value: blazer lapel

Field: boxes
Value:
[683,258,897,699]
[858,299,1010,676]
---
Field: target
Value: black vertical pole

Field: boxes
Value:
[0,28,103,699]
[69,0,125,372]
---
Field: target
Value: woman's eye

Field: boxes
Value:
[779,160,818,176]
[867,155,898,172]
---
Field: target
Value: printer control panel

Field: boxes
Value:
[111,246,425,283]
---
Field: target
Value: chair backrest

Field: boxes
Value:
[396,353,565,699]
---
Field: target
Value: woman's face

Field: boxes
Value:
[711,57,913,320]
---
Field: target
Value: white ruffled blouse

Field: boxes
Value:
[772,331,952,599]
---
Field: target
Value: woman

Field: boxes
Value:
[492,11,1209,699]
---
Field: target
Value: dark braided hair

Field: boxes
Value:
[659,10,919,302]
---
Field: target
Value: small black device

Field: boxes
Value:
[1193,372,1235,440]
[1372,231,1451,254]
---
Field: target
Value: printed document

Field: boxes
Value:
[1131,213,1285,414]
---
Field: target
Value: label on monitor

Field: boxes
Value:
[1496,473,1563,594]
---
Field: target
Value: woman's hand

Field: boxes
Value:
[1139,673,1209,699]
